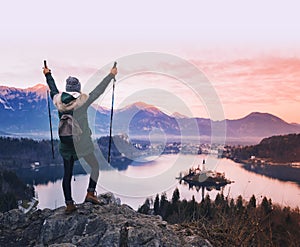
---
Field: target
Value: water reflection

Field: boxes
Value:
[16,164,87,185]
[179,180,228,201]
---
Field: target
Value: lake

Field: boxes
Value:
[30,154,300,210]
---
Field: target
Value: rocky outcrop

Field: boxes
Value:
[0,193,212,247]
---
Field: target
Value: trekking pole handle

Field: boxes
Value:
[44,60,48,69]
[112,61,117,82]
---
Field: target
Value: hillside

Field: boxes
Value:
[0,170,34,212]
[226,133,300,163]
[0,137,61,169]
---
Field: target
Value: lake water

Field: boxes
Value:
[33,154,300,210]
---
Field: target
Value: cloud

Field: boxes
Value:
[190,56,300,105]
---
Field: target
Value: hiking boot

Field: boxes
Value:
[65,202,77,214]
[85,191,101,204]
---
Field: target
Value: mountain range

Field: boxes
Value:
[1,84,299,144]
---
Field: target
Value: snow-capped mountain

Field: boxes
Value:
[113,102,181,137]
[1,84,300,144]
[0,84,48,111]
[0,84,51,133]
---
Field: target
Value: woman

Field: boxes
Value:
[43,65,117,214]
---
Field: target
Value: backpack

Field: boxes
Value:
[58,113,83,144]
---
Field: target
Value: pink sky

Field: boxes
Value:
[0,0,299,123]
[194,56,300,123]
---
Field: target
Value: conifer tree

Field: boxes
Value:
[153,194,160,215]
[137,198,150,215]
[171,188,180,204]
[248,195,256,209]
[159,192,168,219]
[236,195,244,212]
[261,197,272,215]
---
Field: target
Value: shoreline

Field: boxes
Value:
[228,157,300,186]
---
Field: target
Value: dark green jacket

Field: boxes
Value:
[45,72,114,160]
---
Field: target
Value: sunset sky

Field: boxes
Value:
[0,0,299,123]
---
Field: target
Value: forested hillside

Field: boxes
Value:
[0,137,61,169]
[0,170,34,212]
[226,133,300,163]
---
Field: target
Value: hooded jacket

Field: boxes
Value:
[45,72,114,160]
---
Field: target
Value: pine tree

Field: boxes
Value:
[230,198,235,209]
[154,194,160,215]
[236,195,244,212]
[159,192,168,219]
[248,195,256,209]
[171,188,180,204]
[202,194,212,218]
[261,197,272,215]
[137,198,150,215]
[215,193,223,207]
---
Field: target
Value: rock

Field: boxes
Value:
[100,192,121,206]
[184,236,213,247]
[49,244,77,247]
[0,193,212,247]
[2,209,25,228]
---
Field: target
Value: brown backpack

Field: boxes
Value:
[58,113,83,144]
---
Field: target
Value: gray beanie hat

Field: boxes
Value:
[66,76,81,93]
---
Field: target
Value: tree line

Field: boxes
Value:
[0,137,61,169]
[0,136,130,170]
[138,188,300,246]
[225,133,300,163]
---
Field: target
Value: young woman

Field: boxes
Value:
[43,65,117,214]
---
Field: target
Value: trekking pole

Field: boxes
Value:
[47,90,55,159]
[44,60,55,159]
[108,62,117,163]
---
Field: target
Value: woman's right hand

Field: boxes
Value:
[43,67,51,75]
